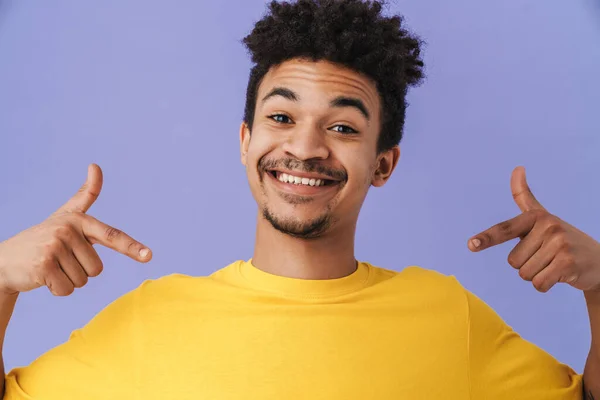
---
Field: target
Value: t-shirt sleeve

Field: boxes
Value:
[4,282,146,400]
[466,288,583,399]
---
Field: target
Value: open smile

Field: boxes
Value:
[265,169,343,196]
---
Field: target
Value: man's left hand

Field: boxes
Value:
[468,166,600,293]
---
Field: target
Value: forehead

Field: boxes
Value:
[258,58,381,112]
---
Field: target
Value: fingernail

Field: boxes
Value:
[139,248,150,258]
[471,238,481,248]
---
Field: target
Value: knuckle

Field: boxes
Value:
[545,221,565,235]
[548,234,566,249]
[37,254,57,271]
[559,242,574,256]
[58,286,75,296]
[46,275,74,296]
[478,232,492,246]
[560,253,576,268]
[104,227,122,242]
[73,275,89,288]
[53,224,74,240]
[532,275,548,292]
[87,262,104,277]
[507,253,522,269]
[506,256,517,269]
[497,221,513,236]
[537,216,555,231]
[80,183,100,200]
[77,183,88,195]
[127,241,141,254]
[518,268,533,281]
[44,236,67,255]
[43,239,60,253]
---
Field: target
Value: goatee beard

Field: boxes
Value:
[262,207,332,239]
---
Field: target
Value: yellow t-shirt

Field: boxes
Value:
[5,260,582,399]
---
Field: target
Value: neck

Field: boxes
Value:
[252,214,357,280]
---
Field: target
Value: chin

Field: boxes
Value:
[262,206,334,240]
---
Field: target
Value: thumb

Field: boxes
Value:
[54,164,104,215]
[511,165,545,213]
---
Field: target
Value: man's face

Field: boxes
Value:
[240,58,399,239]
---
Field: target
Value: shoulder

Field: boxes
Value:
[397,265,459,282]
[127,260,243,305]
[367,262,465,292]
[362,262,469,309]
[138,272,211,292]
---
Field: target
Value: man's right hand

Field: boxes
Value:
[0,164,152,297]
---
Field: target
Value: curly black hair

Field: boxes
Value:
[242,0,424,153]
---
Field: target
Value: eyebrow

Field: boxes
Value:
[261,86,371,121]
[330,96,370,121]
[261,87,299,103]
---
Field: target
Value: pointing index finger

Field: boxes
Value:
[81,215,152,263]
[468,211,537,252]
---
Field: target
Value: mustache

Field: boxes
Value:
[258,157,348,181]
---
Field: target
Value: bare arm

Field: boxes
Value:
[583,290,600,399]
[0,292,18,398]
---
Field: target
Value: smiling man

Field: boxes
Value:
[1,0,599,399]
[243,58,391,280]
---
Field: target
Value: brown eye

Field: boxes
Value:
[330,125,358,134]
[269,114,292,124]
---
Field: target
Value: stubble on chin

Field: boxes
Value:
[261,205,332,240]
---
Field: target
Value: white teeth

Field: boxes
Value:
[276,172,327,186]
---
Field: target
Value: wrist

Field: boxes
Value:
[585,289,600,304]
[0,242,17,297]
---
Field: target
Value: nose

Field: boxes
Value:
[281,124,330,161]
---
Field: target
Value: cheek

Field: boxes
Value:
[247,126,278,157]
[245,129,278,180]
[342,155,377,188]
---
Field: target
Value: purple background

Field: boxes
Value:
[0,0,599,373]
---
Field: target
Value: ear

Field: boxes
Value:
[240,122,251,166]
[371,145,400,187]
